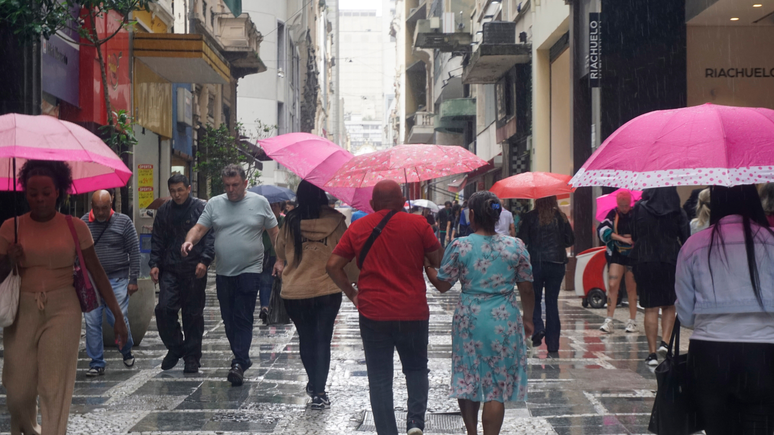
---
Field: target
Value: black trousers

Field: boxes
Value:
[283,292,342,395]
[689,339,774,435]
[155,270,207,362]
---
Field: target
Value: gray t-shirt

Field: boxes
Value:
[197,191,278,276]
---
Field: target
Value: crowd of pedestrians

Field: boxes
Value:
[1,159,774,434]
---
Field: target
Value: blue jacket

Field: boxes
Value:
[675,215,774,327]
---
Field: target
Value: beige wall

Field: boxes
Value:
[551,49,572,176]
[687,26,774,109]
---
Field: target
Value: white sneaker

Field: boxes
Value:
[599,318,614,333]
[624,319,637,333]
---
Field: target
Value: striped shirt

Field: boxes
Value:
[81,212,141,285]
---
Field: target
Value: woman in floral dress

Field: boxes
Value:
[426,191,535,435]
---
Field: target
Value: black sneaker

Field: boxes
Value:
[123,353,135,368]
[531,330,545,347]
[645,353,659,367]
[259,308,269,325]
[161,351,180,371]
[311,395,326,410]
[183,359,200,374]
[227,363,244,386]
[317,392,331,407]
[657,341,669,358]
[305,383,314,398]
[86,367,105,377]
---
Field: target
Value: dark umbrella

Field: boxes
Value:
[146,196,171,210]
[248,185,296,204]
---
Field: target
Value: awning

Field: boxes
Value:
[134,33,231,84]
[448,176,467,193]
[223,0,241,17]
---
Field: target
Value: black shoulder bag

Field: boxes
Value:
[648,316,704,435]
[357,210,398,269]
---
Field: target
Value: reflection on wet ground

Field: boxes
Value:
[0,273,677,434]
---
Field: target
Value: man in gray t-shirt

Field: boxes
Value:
[182,164,278,386]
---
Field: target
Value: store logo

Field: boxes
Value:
[705,68,774,78]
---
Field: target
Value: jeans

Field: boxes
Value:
[216,273,260,369]
[532,262,565,352]
[258,256,276,309]
[155,270,207,362]
[439,231,448,248]
[689,340,774,435]
[84,277,134,368]
[283,293,342,395]
[359,315,429,435]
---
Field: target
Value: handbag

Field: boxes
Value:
[0,264,21,327]
[267,277,291,325]
[648,317,704,435]
[65,216,101,312]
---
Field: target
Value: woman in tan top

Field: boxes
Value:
[0,160,128,435]
[273,181,349,410]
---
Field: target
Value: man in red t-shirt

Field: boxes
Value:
[327,180,442,435]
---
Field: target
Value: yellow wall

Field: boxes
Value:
[550,49,572,175]
[134,10,169,34]
[134,60,172,138]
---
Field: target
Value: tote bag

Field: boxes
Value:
[0,265,20,327]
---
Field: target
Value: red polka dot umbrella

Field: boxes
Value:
[569,103,774,189]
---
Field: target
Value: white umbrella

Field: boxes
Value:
[405,199,440,212]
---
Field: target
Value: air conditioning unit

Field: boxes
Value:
[430,17,440,29]
[482,21,516,44]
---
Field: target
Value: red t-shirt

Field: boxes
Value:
[333,209,441,321]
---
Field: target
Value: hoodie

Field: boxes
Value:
[631,187,690,264]
[276,207,349,299]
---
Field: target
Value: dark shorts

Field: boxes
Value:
[606,251,633,269]
[633,262,677,308]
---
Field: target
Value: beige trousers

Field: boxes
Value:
[3,289,82,435]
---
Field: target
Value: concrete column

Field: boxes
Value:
[198,84,210,126]
[532,48,551,172]
[214,84,223,127]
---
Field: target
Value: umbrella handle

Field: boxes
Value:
[13,158,17,244]
[405,169,412,209]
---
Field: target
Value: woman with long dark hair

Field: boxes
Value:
[0,160,128,434]
[676,185,774,433]
[426,191,535,435]
[273,181,350,410]
[630,187,689,366]
[517,195,575,352]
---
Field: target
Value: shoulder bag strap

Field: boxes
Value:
[357,210,398,269]
[92,218,112,246]
[65,216,94,291]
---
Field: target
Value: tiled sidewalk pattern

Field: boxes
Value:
[0,274,667,434]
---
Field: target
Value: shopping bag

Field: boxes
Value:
[66,216,101,312]
[0,266,21,327]
[267,278,291,325]
[648,317,703,434]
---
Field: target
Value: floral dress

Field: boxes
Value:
[437,234,533,403]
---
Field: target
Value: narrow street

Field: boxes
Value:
[0,274,672,435]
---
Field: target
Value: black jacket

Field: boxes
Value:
[517,210,575,264]
[630,189,690,265]
[149,196,215,272]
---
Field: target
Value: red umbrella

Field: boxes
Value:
[325,145,488,188]
[489,172,574,199]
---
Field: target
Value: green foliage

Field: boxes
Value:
[194,123,265,197]
[0,0,73,41]
[100,109,137,156]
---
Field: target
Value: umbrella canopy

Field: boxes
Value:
[248,185,296,204]
[489,172,574,200]
[0,113,132,193]
[595,189,642,222]
[146,196,171,210]
[570,103,774,189]
[258,133,374,213]
[325,144,488,188]
[404,199,439,212]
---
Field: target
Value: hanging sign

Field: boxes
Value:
[137,164,154,209]
[589,12,601,88]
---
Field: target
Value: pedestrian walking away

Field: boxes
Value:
[182,164,279,386]
[426,191,536,435]
[675,185,774,434]
[258,201,284,324]
[0,160,128,435]
[438,201,453,248]
[274,181,355,410]
[597,190,638,334]
[690,188,711,235]
[494,205,515,237]
[517,196,574,353]
[327,180,443,435]
[150,174,214,374]
[630,187,689,366]
[81,190,140,375]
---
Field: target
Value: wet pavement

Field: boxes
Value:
[0,273,687,434]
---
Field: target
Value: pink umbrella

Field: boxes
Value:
[570,103,774,189]
[0,114,132,193]
[595,189,642,222]
[490,172,574,199]
[325,144,488,188]
[258,133,374,213]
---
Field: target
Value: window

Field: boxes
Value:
[202,1,207,20]
[277,22,285,73]
[277,102,285,134]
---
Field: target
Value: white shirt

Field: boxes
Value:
[495,209,514,236]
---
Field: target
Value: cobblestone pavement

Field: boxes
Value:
[0,273,684,434]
